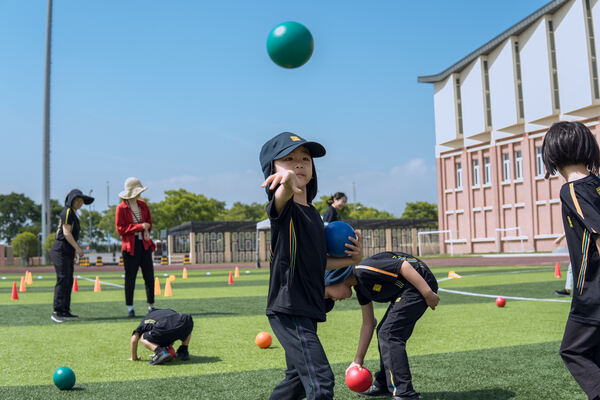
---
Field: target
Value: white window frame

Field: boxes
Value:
[472,159,480,188]
[535,146,544,178]
[514,150,523,181]
[502,153,511,183]
[456,162,463,190]
[483,156,492,186]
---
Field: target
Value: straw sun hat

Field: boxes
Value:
[119,177,147,200]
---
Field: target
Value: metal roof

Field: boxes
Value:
[418,0,569,84]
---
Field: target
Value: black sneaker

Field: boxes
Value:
[148,307,158,313]
[555,289,571,297]
[51,312,64,323]
[150,347,173,365]
[392,395,420,400]
[176,346,190,361]
[358,384,390,397]
[128,309,136,318]
[63,312,79,318]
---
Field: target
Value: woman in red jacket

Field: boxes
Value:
[116,177,157,318]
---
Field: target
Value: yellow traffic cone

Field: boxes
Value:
[154,277,162,295]
[182,267,188,279]
[26,270,33,285]
[234,266,240,278]
[448,270,462,279]
[164,279,173,297]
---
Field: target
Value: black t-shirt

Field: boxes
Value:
[560,174,600,325]
[353,251,438,305]
[133,309,187,336]
[266,198,328,322]
[322,206,338,223]
[54,207,80,253]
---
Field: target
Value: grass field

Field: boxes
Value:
[0,264,587,399]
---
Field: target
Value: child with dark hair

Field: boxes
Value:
[260,132,363,400]
[542,121,600,399]
[324,252,438,400]
[322,192,347,223]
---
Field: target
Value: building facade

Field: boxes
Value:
[419,0,600,253]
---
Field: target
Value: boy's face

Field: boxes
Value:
[324,275,357,302]
[273,146,313,187]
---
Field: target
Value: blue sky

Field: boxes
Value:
[0,0,548,216]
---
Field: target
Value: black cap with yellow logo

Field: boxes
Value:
[259,132,326,201]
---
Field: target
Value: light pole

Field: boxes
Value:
[88,189,93,250]
[41,0,53,264]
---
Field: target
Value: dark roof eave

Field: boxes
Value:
[417,0,569,84]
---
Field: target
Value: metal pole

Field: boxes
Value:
[41,0,53,264]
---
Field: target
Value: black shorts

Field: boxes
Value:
[143,314,194,346]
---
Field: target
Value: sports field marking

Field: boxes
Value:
[76,275,124,288]
[437,271,571,303]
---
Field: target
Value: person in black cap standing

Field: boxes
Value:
[50,189,94,323]
[260,132,363,400]
[323,252,439,400]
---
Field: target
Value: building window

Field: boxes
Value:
[514,150,523,181]
[585,0,600,99]
[472,159,480,187]
[548,20,560,110]
[456,162,463,189]
[455,78,464,134]
[502,153,511,183]
[535,146,545,177]
[484,156,492,186]
[483,60,492,127]
[514,41,525,119]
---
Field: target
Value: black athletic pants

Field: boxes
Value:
[560,317,600,399]
[50,244,74,314]
[123,238,154,306]
[268,313,334,400]
[372,287,427,398]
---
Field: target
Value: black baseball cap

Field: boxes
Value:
[259,132,326,179]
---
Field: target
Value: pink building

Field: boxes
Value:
[419,0,600,253]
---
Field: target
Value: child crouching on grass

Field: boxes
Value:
[128,308,193,365]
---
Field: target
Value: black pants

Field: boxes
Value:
[560,317,600,399]
[268,313,334,400]
[373,287,427,398]
[50,244,74,314]
[123,238,154,306]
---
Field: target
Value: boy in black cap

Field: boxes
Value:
[542,121,600,399]
[128,308,194,365]
[260,132,363,400]
[324,251,439,400]
[50,189,94,323]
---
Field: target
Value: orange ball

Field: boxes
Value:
[255,331,272,349]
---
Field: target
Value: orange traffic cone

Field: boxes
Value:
[228,271,234,285]
[94,276,102,292]
[73,277,79,292]
[26,270,33,285]
[448,270,462,279]
[11,281,18,300]
[555,262,562,279]
[168,274,176,282]
[154,277,162,295]
[19,276,26,292]
[182,267,188,279]
[234,266,240,278]
[164,279,173,297]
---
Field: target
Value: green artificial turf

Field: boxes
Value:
[0,265,587,399]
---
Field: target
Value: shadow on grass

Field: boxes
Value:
[153,355,222,365]
[421,389,515,399]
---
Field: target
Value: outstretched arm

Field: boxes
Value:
[261,170,302,215]
[400,261,439,309]
[128,333,141,361]
[347,302,376,373]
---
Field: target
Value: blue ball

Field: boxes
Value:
[53,366,76,390]
[325,221,356,257]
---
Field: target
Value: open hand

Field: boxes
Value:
[345,231,363,264]
[261,170,302,194]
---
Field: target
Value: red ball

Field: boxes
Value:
[345,366,373,393]
[496,297,506,307]
[255,331,272,349]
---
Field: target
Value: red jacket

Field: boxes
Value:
[116,199,156,256]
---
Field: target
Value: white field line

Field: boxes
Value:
[76,275,124,288]
[437,269,571,303]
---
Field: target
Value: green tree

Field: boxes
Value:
[11,232,38,265]
[98,205,118,239]
[78,209,105,247]
[345,203,395,219]
[149,189,226,232]
[217,202,267,221]
[43,234,56,260]
[0,193,38,242]
[401,201,438,220]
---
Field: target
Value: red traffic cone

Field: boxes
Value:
[11,281,18,300]
[554,262,562,279]
[73,277,79,292]
[228,271,234,285]
[19,276,26,292]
